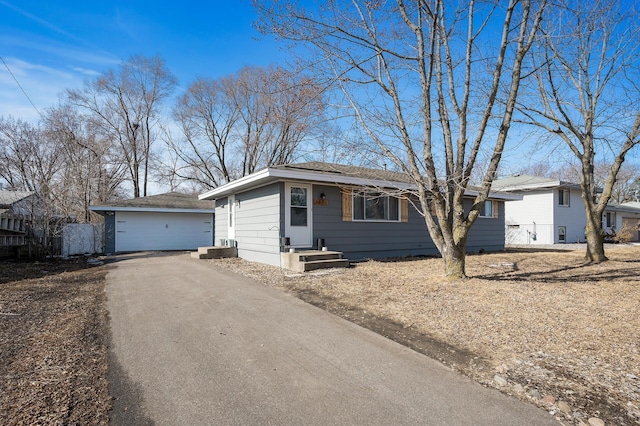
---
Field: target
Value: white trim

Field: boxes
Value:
[604,204,640,214]
[228,194,236,241]
[495,181,561,191]
[199,167,519,201]
[284,182,313,247]
[90,206,214,214]
[494,179,583,192]
[199,168,272,200]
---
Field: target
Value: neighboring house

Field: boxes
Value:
[603,202,640,242]
[0,191,37,251]
[0,190,40,217]
[90,192,215,253]
[198,162,518,267]
[492,175,586,244]
[493,174,640,244]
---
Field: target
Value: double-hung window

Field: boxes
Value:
[558,189,570,206]
[558,226,566,242]
[604,212,614,228]
[353,192,400,221]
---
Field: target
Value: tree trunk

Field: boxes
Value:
[442,243,467,279]
[584,212,607,263]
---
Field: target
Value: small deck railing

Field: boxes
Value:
[0,235,26,246]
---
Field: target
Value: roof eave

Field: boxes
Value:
[605,205,640,214]
[199,167,520,201]
[198,167,417,200]
[89,206,215,214]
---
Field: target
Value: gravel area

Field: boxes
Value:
[210,245,640,425]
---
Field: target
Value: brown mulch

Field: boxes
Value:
[0,258,110,425]
[212,246,640,425]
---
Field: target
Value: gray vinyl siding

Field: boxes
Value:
[312,185,438,260]
[234,183,281,266]
[104,213,115,253]
[313,185,505,260]
[215,197,228,244]
[466,199,505,252]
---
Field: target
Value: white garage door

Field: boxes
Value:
[115,211,213,252]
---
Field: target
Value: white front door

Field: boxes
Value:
[228,194,236,242]
[285,183,312,248]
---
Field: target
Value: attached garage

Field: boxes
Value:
[604,201,640,243]
[91,192,215,253]
[622,217,640,242]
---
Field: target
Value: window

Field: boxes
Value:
[558,189,570,206]
[558,226,566,242]
[353,192,400,221]
[605,212,614,228]
[479,200,498,218]
[290,186,308,226]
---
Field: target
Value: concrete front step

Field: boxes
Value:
[191,246,237,260]
[294,251,343,262]
[302,258,350,272]
[281,250,349,272]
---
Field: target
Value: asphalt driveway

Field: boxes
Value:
[106,252,558,425]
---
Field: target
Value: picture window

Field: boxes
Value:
[353,192,400,221]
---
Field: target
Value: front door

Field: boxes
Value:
[285,183,312,248]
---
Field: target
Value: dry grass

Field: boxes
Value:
[0,259,110,425]
[2,248,637,425]
[214,245,640,425]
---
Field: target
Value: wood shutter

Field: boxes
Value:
[493,200,499,218]
[401,198,409,223]
[341,187,352,221]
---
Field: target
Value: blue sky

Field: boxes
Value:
[2,0,636,177]
[0,0,285,122]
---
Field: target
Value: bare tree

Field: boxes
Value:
[42,104,127,222]
[517,0,640,262]
[595,162,639,204]
[68,55,177,198]
[255,0,546,278]
[629,176,640,202]
[170,76,239,187]
[0,116,61,200]
[232,66,324,176]
[169,65,324,190]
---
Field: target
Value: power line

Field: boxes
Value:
[0,55,42,118]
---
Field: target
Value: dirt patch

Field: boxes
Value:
[292,287,491,373]
[0,258,110,425]
[212,246,640,425]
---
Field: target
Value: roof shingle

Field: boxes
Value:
[0,191,35,208]
[93,192,214,210]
